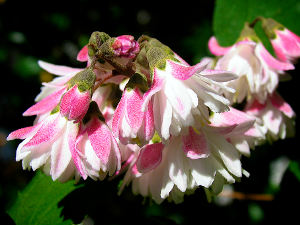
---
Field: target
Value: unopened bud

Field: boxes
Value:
[111,35,140,58]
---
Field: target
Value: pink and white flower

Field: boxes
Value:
[75,112,121,180]
[112,87,154,144]
[120,108,255,203]
[142,56,237,140]
[209,36,294,104]
[245,92,295,141]
[271,28,300,63]
[7,112,81,182]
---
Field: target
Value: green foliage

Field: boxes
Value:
[289,161,300,182]
[213,0,300,46]
[7,171,80,225]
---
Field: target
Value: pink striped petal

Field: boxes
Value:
[87,117,112,165]
[277,29,300,57]
[60,85,91,121]
[245,99,266,114]
[208,36,232,56]
[168,59,207,80]
[7,124,39,141]
[270,92,295,118]
[136,143,164,173]
[77,45,88,62]
[142,69,164,111]
[256,43,294,71]
[272,40,289,62]
[67,122,87,179]
[126,88,144,133]
[112,94,126,137]
[23,87,66,116]
[211,107,255,135]
[23,115,63,149]
[143,100,155,141]
[182,127,209,159]
[38,60,83,76]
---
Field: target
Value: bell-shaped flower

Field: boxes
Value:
[261,18,300,63]
[209,36,294,104]
[75,103,121,180]
[209,107,265,156]
[142,47,237,140]
[271,28,300,63]
[119,113,256,203]
[7,111,82,182]
[112,86,154,144]
[244,92,295,141]
[59,68,96,122]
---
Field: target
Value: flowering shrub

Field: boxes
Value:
[4,1,299,224]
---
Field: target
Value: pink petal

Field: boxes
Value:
[142,69,164,111]
[245,99,266,114]
[77,45,88,62]
[38,60,83,76]
[67,122,87,179]
[7,124,39,141]
[277,29,300,57]
[143,100,155,141]
[126,88,144,133]
[208,36,232,56]
[87,117,112,165]
[182,127,209,159]
[112,94,126,137]
[168,59,207,80]
[23,114,63,149]
[211,107,255,135]
[270,92,295,118]
[272,40,288,62]
[60,85,91,121]
[136,143,164,173]
[256,43,294,71]
[23,87,66,116]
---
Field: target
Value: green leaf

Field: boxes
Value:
[7,171,80,225]
[289,161,300,182]
[213,0,300,46]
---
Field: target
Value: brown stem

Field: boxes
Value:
[93,74,114,92]
[219,190,274,201]
[96,52,135,77]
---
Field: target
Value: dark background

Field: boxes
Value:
[0,0,299,224]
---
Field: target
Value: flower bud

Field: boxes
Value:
[60,68,96,122]
[111,35,140,58]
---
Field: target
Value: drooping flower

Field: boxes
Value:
[112,86,154,144]
[75,102,121,180]
[141,38,237,140]
[7,111,81,182]
[209,36,294,104]
[120,108,255,203]
[244,92,295,141]
[261,18,300,63]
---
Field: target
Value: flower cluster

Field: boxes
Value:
[7,18,297,204]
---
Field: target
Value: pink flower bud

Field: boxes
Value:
[60,85,91,122]
[112,35,140,58]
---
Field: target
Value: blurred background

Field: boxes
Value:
[0,0,299,224]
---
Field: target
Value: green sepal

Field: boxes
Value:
[261,18,284,39]
[82,101,105,124]
[67,68,96,92]
[237,22,260,43]
[88,31,111,58]
[125,72,149,93]
[50,104,60,115]
[98,38,116,58]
